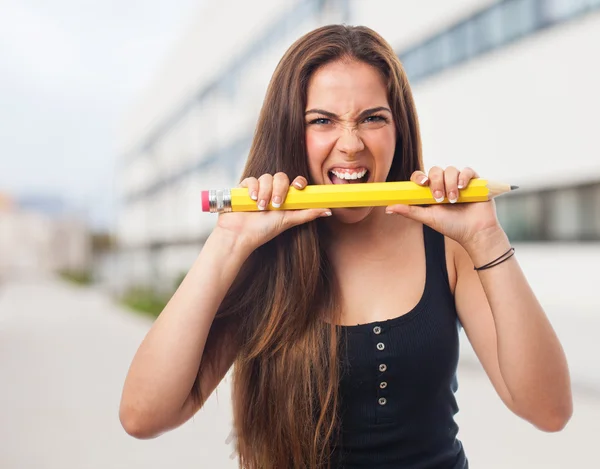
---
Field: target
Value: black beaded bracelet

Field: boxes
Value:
[474,247,515,271]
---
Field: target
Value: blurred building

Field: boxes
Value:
[0,192,92,280]
[116,0,600,296]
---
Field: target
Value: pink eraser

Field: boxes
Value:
[201,191,209,212]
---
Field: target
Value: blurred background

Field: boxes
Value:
[1,0,599,468]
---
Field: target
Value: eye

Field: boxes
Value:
[363,115,388,124]
[307,117,331,125]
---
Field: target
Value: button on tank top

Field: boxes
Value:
[330,225,468,469]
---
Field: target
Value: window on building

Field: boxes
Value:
[443,21,473,66]
[497,193,545,241]
[546,188,582,241]
[503,0,539,42]
[401,48,426,81]
[422,36,447,75]
[472,4,505,54]
[541,0,589,24]
[579,184,600,240]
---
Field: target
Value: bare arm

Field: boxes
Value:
[453,229,573,432]
[119,227,250,439]
[119,173,329,439]
[388,167,572,431]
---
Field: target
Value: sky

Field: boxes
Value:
[0,0,203,230]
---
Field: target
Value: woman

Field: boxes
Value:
[119,25,572,468]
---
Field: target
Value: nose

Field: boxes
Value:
[336,126,365,158]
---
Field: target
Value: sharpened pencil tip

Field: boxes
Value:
[510,185,519,190]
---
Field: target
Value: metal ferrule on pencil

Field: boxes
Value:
[207,189,232,213]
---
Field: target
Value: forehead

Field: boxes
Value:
[306,60,389,111]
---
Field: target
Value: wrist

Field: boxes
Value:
[206,227,254,262]
[462,225,511,267]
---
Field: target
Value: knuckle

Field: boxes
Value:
[429,168,443,181]
[445,171,458,182]
[280,213,292,228]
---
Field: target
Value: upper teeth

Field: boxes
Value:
[330,169,368,180]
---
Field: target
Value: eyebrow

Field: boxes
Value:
[304,106,392,121]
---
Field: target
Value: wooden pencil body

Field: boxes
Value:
[230,178,501,211]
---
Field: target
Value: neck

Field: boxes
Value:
[323,207,411,253]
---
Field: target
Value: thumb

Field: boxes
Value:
[386,204,435,225]
[282,208,332,228]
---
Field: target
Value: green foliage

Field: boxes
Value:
[59,269,93,286]
[120,287,168,318]
[173,271,186,290]
[120,271,188,319]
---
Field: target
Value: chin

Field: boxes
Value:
[330,206,375,224]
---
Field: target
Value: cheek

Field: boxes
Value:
[366,128,396,167]
[306,131,335,176]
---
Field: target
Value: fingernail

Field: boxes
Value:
[385,210,394,214]
[434,191,444,203]
[272,196,282,208]
[320,210,332,217]
[420,177,429,185]
[258,200,266,210]
[250,191,258,201]
[457,181,464,189]
[293,182,303,189]
[448,192,457,203]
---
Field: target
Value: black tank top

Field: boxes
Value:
[330,225,468,468]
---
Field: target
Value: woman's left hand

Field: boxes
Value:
[385,166,504,248]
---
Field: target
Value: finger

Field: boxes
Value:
[428,166,445,203]
[282,208,332,228]
[410,170,429,185]
[444,166,460,204]
[240,177,259,201]
[271,172,290,208]
[458,167,478,189]
[291,175,308,189]
[385,204,435,226]
[256,174,273,211]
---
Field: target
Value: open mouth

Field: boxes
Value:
[328,168,370,184]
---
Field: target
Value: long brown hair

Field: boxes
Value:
[194,24,423,468]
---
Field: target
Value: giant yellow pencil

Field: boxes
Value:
[201,179,517,213]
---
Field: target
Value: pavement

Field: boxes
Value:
[0,276,598,469]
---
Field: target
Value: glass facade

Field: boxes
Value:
[496,183,600,242]
[399,0,600,82]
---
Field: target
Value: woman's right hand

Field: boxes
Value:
[213,172,331,254]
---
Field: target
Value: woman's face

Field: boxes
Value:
[304,59,397,224]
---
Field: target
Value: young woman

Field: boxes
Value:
[120,25,572,468]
